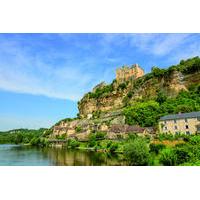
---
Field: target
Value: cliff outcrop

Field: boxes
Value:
[78,68,199,118]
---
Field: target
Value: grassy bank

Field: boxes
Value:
[65,133,200,166]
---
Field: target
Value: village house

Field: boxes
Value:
[159,111,200,135]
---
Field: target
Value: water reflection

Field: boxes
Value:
[0,144,127,166]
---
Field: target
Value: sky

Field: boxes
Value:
[0,33,200,131]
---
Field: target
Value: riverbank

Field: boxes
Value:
[2,127,200,165]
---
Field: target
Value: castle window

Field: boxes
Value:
[174,126,177,130]
[186,131,190,135]
[186,125,189,129]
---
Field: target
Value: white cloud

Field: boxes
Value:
[129,33,191,56]
[0,37,96,101]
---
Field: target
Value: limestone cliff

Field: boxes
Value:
[78,69,200,118]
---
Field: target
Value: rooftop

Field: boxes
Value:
[159,111,200,121]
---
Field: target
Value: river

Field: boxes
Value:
[0,144,127,166]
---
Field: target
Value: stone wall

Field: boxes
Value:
[116,64,144,83]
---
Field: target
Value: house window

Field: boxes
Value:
[174,119,177,123]
[186,125,189,129]
[186,131,190,135]
[174,126,178,130]
[185,118,188,123]
[164,127,167,130]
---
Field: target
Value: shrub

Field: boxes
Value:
[87,133,97,147]
[156,91,167,104]
[127,91,133,98]
[189,135,200,145]
[109,142,118,153]
[95,132,106,140]
[151,66,166,78]
[117,83,127,91]
[67,139,80,149]
[75,126,82,133]
[124,138,150,166]
[149,143,165,154]
[159,148,177,166]
[123,100,160,127]
[174,146,191,165]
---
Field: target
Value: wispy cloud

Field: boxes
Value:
[129,33,191,56]
[0,35,97,101]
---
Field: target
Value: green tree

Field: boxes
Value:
[123,100,160,127]
[156,91,167,104]
[124,138,150,166]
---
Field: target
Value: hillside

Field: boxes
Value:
[50,56,200,140]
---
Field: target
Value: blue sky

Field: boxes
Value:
[0,33,200,131]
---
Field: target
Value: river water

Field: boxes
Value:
[0,144,127,166]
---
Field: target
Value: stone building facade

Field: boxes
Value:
[159,111,200,135]
[116,64,144,83]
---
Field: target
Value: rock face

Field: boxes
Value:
[78,70,199,117]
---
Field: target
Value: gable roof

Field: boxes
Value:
[159,111,200,121]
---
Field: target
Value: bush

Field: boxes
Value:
[75,126,82,133]
[109,142,118,153]
[151,66,166,78]
[127,91,133,98]
[157,134,175,141]
[117,83,127,91]
[149,143,165,154]
[124,138,150,166]
[159,148,177,166]
[156,91,167,104]
[87,133,97,147]
[95,132,106,140]
[123,100,160,127]
[88,84,114,99]
[67,139,80,149]
[189,135,200,145]
[174,146,191,165]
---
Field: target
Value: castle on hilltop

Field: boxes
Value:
[116,64,144,83]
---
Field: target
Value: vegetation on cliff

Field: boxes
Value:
[123,83,200,127]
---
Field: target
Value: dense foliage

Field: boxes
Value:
[123,100,160,127]
[88,84,114,98]
[123,83,200,127]
[0,128,48,146]
[124,137,150,165]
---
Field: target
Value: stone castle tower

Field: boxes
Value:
[116,64,144,83]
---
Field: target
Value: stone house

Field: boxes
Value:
[159,111,200,135]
